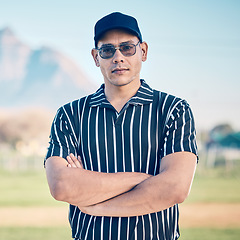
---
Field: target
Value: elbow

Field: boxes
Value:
[175,193,187,204]
[47,170,70,202]
[50,187,64,202]
[46,162,70,202]
[172,177,193,204]
[49,181,68,202]
[50,189,61,201]
[174,187,190,204]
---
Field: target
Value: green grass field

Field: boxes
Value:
[1,164,239,207]
[0,170,61,207]
[0,227,71,240]
[186,171,240,204]
[180,228,240,240]
[0,227,240,240]
[0,162,239,240]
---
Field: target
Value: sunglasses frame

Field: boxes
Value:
[96,41,140,59]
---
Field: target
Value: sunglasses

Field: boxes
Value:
[96,41,140,59]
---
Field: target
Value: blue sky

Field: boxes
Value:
[1,0,239,131]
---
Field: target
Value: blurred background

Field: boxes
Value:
[0,0,239,239]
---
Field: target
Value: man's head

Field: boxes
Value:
[94,12,142,48]
[92,12,148,88]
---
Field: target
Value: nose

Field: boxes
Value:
[112,49,124,63]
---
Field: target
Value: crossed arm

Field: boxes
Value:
[45,155,151,207]
[45,152,197,217]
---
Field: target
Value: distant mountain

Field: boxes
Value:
[0,27,97,109]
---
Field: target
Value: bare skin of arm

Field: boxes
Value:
[45,154,151,206]
[78,152,197,217]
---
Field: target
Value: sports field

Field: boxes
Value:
[0,164,240,240]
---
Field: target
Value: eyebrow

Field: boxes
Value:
[100,41,134,48]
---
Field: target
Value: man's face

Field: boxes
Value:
[92,29,148,89]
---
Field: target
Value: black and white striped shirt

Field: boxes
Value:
[45,80,198,240]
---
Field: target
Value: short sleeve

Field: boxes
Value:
[161,100,198,161]
[44,107,78,166]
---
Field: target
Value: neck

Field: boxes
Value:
[104,79,141,113]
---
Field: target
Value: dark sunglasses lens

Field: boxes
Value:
[100,47,115,59]
[99,43,138,59]
[120,45,135,56]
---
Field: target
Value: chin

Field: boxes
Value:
[111,80,133,87]
[109,76,139,87]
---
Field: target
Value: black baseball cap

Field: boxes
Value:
[94,12,142,48]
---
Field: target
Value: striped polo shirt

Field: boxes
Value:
[45,80,198,240]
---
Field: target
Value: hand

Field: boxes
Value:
[66,153,84,169]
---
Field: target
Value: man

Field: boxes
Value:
[45,12,198,240]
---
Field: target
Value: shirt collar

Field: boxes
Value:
[89,79,154,108]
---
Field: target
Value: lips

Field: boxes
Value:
[112,68,129,74]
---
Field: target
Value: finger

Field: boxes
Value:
[67,156,77,168]
[69,153,82,168]
[78,156,84,168]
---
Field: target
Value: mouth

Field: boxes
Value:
[112,68,129,74]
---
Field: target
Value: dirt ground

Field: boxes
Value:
[180,203,240,228]
[0,203,240,228]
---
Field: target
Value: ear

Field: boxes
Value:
[140,42,148,62]
[91,48,100,67]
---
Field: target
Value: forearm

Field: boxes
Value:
[45,156,151,206]
[61,169,150,206]
[80,152,197,217]
[80,171,177,217]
